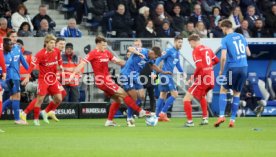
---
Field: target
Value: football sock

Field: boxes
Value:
[45,101,57,113]
[184,101,192,121]
[200,97,208,118]
[108,102,121,120]
[24,98,36,114]
[161,96,175,113]
[155,98,164,116]
[12,100,20,121]
[127,99,140,119]
[2,99,12,112]
[231,96,240,121]
[123,96,141,112]
[34,107,41,120]
[219,93,227,117]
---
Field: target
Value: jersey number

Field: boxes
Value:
[205,51,211,65]
[233,40,245,55]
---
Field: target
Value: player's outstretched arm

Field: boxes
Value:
[111,57,126,66]
[155,50,171,66]
[219,50,227,75]
[70,60,87,81]
[128,47,145,58]
[150,64,172,75]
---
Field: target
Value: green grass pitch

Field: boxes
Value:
[1,117,276,157]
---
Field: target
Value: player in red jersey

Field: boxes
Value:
[21,37,67,123]
[70,36,151,126]
[0,38,7,132]
[183,34,219,127]
[21,35,64,126]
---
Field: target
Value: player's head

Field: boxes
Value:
[56,37,66,51]
[7,30,18,44]
[44,34,56,51]
[220,20,233,34]
[3,38,13,53]
[188,34,200,49]
[174,35,183,50]
[95,35,107,51]
[148,46,162,60]
[133,39,142,48]
[65,43,74,55]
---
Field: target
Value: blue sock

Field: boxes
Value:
[231,96,240,121]
[155,98,164,116]
[219,93,227,117]
[161,96,175,113]
[127,99,141,119]
[12,100,20,121]
[2,99,12,113]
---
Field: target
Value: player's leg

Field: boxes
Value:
[105,96,121,127]
[159,89,178,122]
[183,92,195,127]
[229,67,247,127]
[126,89,138,127]
[155,77,168,117]
[33,95,46,126]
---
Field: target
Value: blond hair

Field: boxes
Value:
[44,34,56,44]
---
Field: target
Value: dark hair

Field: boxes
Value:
[17,4,28,15]
[151,46,162,57]
[56,37,66,43]
[7,30,17,37]
[212,7,220,15]
[221,20,233,28]
[95,35,107,44]
[18,22,31,31]
[188,34,200,41]
[174,35,183,41]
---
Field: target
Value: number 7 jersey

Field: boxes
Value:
[221,32,248,68]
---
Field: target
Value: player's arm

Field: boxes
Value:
[149,63,172,75]
[21,54,39,85]
[20,52,29,70]
[246,46,251,57]
[219,49,227,76]
[211,50,220,65]
[110,56,126,66]
[71,60,87,76]
[155,50,171,66]
[127,47,145,58]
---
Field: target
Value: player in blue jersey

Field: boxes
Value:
[155,36,185,122]
[2,31,29,125]
[214,20,251,128]
[121,41,171,127]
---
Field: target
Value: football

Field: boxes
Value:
[145,115,158,126]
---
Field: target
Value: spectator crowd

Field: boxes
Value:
[0,0,276,38]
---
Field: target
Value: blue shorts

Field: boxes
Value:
[223,66,248,92]
[158,75,176,92]
[120,75,143,91]
[5,79,21,95]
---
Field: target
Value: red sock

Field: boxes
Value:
[0,101,2,118]
[108,102,121,120]
[200,97,208,118]
[34,107,41,120]
[45,90,67,113]
[24,98,37,114]
[45,101,57,113]
[184,101,192,121]
[123,96,141,112]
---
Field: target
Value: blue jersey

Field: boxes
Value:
[155,47,183,75]
[121,48,154,78]
[221,32,248,68]
[4,44,29,80]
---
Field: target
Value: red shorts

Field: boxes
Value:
[37,79,63,96]
[96,79,119,97]
[188,77,214,100]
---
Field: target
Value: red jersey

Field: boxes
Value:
[29,48,62,79]
[0,50,6,73]
[192,45,219,78]
[83,49,115,77]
